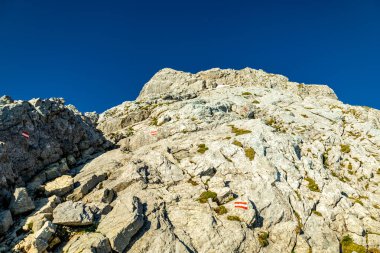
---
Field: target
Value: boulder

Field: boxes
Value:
[10,187,35,215]
[0,210,13,235]
[53,201,94,226]
[63,232,112,253]
[44,175,74,196]
[97,196,144,253]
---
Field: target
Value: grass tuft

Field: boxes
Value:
[305,177,320,192]
[245,147,255,161]
[232,140,243,147]
[229,125,252,136]
[227,215,242,222]
[258,231,269,247]
[341,235,366,253]
[340,144,351,153]
[198,191,217,203]
[197,144,209,154]
[214,205,228,215]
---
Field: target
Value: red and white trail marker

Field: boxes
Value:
[234,201,249,210]
[150,130,158,136]
[21,131,30,139]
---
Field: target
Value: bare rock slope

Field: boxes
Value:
[1,68,380,253]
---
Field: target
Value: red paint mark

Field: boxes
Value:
[234,201,249,210]
[21,131,30,139]
[150,130,158,136]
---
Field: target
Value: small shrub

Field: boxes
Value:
[373,204,380,209]
[229,125,252,136]
[214,205,228,215]
[242,92,252,96]
[191,117,197,121]
[341,235,366,253]
[305,177,320,192]
[377,168,380,175]
[312,210,322,216]
[198,191,217,203]
[252,100,260,104]
[245,148,255,161]
[258,231,269,247]
[369,248,380,253]
[227,215,242,222]
[197,144,209,154]
[232,140,243,147]
[225,136,231,140]
[340,144,351,153]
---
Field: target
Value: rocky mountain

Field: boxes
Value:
[1,68,380,253]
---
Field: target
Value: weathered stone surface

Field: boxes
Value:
[0,97,108,207]
[53,201,94,226]
[9,187,35,215]
[0,210,13,235]
[15,221,56,253]
[97,196,144,253]
[63,232,112,253]
[44,175,74,196]
[2,68,380,253]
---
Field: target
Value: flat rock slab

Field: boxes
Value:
[45,175,74,197]
[10,187,35,215]
[97,196,144,253]
[53,201,94,226]
[63,232,112,253]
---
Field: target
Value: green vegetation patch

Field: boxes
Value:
[214,205,228,215]
[198,191,217,203]
[229,125,252,136]
[242,92,252,96]
[150,117,158,126]
[227,215,242,222]
[187,178,199,186]
[294,211,303,234]
[232,140,243,147]
[312,210,322,216]
[197,144,209,154]
[341,235,366,253]
[305,177,320,192]
[340,144,351,153]
[245,147,255,161]
[258,231,269,247]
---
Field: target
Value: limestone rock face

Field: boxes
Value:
[1,68,380,253]
[0,97,108,207]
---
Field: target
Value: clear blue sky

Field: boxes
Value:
[0,0,379,112]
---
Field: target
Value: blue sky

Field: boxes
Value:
[0,0,379,112]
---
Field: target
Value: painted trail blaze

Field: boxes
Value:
[234,201,249,210]
[21,131,30,139]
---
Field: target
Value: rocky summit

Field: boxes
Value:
[1,68,380,253]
